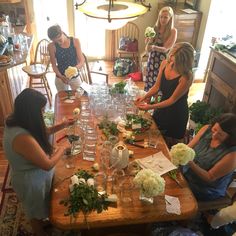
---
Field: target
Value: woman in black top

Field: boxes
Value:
[135,42,194,147]
[48,24,85,91]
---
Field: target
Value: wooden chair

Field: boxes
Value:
[115,22,139,70]
[79,53,108,84]
[22,39,52,106]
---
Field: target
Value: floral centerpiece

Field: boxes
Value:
[144,27,156,38]
[133,169,165,204]
[60,170,109,225]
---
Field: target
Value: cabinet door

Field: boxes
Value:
[0,71,13,125]
[174,13,202,48]
[203,50,236,113]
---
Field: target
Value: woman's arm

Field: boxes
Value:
[48,43,68,84]
[149,28,177,53]
[188,125,209,148]
[73,38,85,69]
[188,151,236,182]
[135,60,166,104]
[13,134,69,171]
[46,119,75,135]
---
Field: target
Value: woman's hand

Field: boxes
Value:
[136,102,153,111]
[60,75,69,84]
[62,117,76,128]
[135,96,145,105]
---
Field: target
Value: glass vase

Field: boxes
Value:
[139,191,154,204]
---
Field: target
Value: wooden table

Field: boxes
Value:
[50,91,198,230]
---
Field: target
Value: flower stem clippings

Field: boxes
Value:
[169,143,195,166]
[144,27,156,38]
[133,169,165,198]
[60,170,109,227]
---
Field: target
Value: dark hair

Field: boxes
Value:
[5,88,53,155]
[212,113,236,147]
[47,24,62,40]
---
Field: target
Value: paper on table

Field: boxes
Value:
[165,195,181,215]
[136,151,177,176]
[64,99,74,104]
[229,179,236,188]
[80,81,91,94]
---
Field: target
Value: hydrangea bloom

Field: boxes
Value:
[144,27,156,38]
[65,66,78,79]
[133,169,165,198]
[170,143,195,166]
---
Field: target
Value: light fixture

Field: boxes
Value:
[75,0,151,29]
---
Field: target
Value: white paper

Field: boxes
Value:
[136,151,177,176]
[181,8,198,14]
[64,99,74,104]
[165,195,181,215]
[80,81,91,94]
[229,179,236,188]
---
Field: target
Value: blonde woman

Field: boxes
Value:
[145,6,177,91]
[136,42,194,147]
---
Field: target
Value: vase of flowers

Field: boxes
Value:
[65,66,81,90]
[133,169,165,204]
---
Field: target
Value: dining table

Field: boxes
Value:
[49,90,198,231]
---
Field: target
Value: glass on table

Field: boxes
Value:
[120,178,134,205]
[148,129,161,148]
[83,138,96,161]
[63,148,76,169]
[94,172,107,195]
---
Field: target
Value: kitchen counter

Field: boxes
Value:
[0,35,33,72]
[0,34,33,126]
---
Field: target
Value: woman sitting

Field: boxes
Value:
[182,113,236,201]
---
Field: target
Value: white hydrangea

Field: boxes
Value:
[65,66,78,80]
[170,143,195,166]
[133,169,165,198]
[144,27,156,38]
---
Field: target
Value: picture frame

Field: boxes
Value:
[185,0,198,9]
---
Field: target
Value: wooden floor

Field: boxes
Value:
[0,61,205,203]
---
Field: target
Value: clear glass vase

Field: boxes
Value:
[139,191,154,204]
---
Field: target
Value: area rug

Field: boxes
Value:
[1,165,12,192]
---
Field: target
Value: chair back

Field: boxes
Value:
[34,39,50,70]
[115,22,139,55]
[78,53,92,84]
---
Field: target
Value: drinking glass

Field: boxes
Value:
[148,129,160,148]
[120,179,134,205]
[94,172,107,195]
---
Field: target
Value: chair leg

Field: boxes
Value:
[42,75,52,107]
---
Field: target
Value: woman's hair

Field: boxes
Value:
[155,6,174,42]
[167,42,194,79]
[212,113,236,147]
[5,88,53,155]
[47,24,63,40]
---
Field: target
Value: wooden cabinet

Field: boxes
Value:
[158,3,202,48]
[203,48,236,113]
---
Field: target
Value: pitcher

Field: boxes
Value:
[111,141,129,170]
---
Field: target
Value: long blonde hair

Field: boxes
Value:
[155,6,174,42]
[167,42,194,79]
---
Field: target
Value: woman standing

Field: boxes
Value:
[136,42,194,147]
[48,24,85,91]
[3,89,73,235]
[144,6,177,92]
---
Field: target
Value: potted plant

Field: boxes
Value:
[189,100,222,134]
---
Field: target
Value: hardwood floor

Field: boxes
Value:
[0,61,205,204]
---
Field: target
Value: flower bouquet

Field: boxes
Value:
[168,143,195,186]
[133,169,165,204]
[65,66,81,90]
[144,27,156,38]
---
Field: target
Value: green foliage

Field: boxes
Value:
[125,114,152,134]
[98,117,119,138]
[60,170,109,223]
[110,81,127,94]
[189,100,222,125]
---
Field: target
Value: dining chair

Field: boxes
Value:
[79,53,108,84]
[22,39,52,106]
[115,22,140,70]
